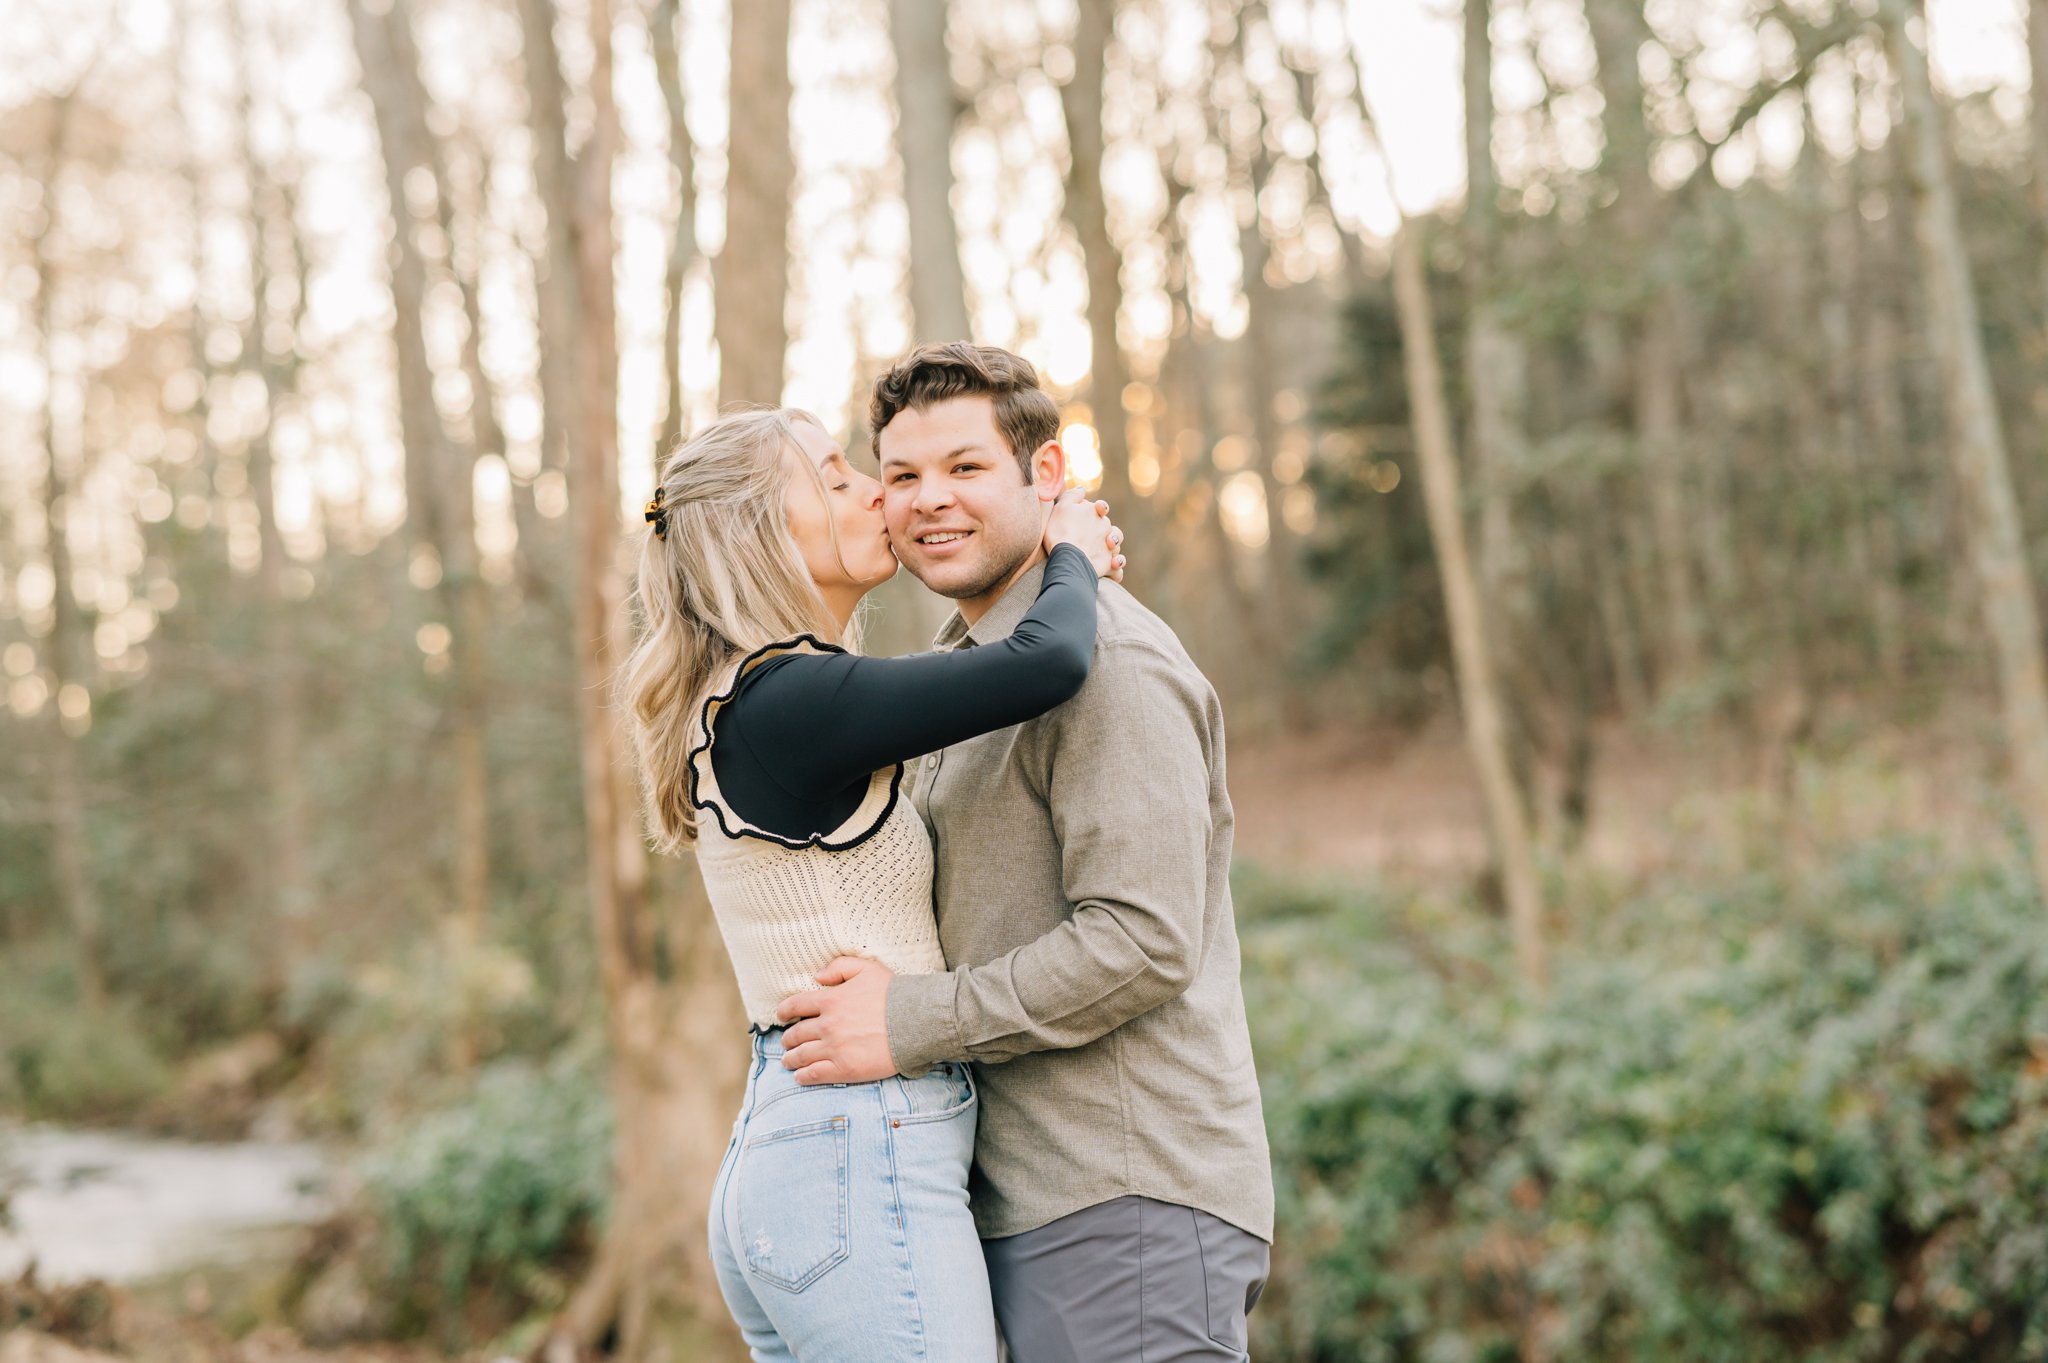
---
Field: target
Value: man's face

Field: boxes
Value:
[878,396,1063,620]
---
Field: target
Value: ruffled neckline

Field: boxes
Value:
[686,634,905,851]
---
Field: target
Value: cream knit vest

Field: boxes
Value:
[688,637,947,1028]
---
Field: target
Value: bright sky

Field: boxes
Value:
[0,0,2034,693]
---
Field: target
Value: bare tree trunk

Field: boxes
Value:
[1282,35,1368,295]
[1238,142,1305,581]
[31,91,104,1011]
[231,0,317,982]
[1346,47,1548,987]
[1886,0,2048,900]
[1591,509,1653,719]
[1059,0,1135,510]
[2032,0,2048,429]
[1587,0,1704,681]
[891,0,971,344]
[1636,291,1701,676]
[1388,220,1548,991]
[536,3,747,1358]
[652,0,699,457]
[518,0,581,477]
[349,0,493,1055]
[1856,111,1913,680]
[1462,0,1545,815]
[1463,0,1533,614]
[1819,142,1902,680]
[716,0,792,406]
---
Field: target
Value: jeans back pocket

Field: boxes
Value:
[737,1115,851,1292]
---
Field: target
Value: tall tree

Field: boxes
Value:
[536,1,747,1356]
[1059,0,1135,509]
[716,0,793,406]
[31,86,106,1011]
[891,0,972,344]
[2033,0,2048,372]
[1460,0,1549,818]
[518,0,580,480]
[230,0,317,981]
[1586,0,1704,681]
[1347,48,1547,990]
[1883,0,2048,900]
[1462,0,1529,616]
[347,0,494,1020]
[651,0,699,456]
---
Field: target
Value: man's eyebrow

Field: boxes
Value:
[880,443,988,470]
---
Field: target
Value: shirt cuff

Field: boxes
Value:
[887,970,963,1077]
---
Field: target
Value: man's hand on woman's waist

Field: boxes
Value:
[776,956,898,1084]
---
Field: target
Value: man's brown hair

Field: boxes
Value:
[869,342,1061,478]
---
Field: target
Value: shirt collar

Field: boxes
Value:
[933,557,1049,651]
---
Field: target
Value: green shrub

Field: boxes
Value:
[0,945,173,1123]
[1243,840,2048,1363]
[361,1051,611,1341]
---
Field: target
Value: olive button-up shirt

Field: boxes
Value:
[885,562,1275,1242]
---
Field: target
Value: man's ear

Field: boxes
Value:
[1028,439,1066,503]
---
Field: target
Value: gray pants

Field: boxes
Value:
[983,1195,1270,1362]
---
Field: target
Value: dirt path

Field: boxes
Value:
[1227,716,2009,882]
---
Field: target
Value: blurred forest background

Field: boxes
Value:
[5,0,2048,1358]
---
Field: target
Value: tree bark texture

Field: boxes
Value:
[716,0,793,407]
[1341,39,1549,947]
[535,2,748,1357]
[518,0,581,475]
[2031,0,2048,407]
[230,4,318,981]
[348,0,494,994]
[652,0,699,457]
[1886,0,2048,901]
[891,0,972,345]
[1462,0,1544,815]
[1586,0,1704,681]
[1059,0,1135,509]
[32,91,105,1012]
[1463,0,1528,607]
[1389,220,1549,992]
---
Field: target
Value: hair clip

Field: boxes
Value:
[644,486,669,540]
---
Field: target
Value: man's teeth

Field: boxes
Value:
[919,532,969,544]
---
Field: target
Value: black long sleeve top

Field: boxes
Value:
[706,543,1100,841]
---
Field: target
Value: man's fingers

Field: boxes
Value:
[815,955,870,986]
[780,1039,832,1070]
[775,990,825,1024]
[780,1018,824,1049]
[792,1060,841,1087]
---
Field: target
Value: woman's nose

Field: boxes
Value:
[859,472,884,508]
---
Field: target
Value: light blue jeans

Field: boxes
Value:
[708,1026,998,1362]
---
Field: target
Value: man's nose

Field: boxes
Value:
[912,478,953,515]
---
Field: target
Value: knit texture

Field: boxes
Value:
[688,637,948,1027]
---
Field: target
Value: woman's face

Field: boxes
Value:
[782,421,897,621]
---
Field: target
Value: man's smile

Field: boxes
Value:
[913,529,974,553]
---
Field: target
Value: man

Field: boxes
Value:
[776,342,1273,1361]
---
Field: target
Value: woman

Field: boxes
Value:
[616,406,1123,1362]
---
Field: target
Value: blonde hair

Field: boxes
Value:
[617,406,859,851]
